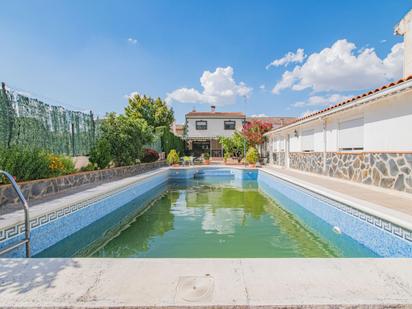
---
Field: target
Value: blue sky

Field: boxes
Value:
[0,0,409,122]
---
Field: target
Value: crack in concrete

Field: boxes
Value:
[239,260,250,306]
[76,269,104,302]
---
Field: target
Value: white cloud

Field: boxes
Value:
[380,39,387,43]
[259,84,266,90]
[272,40,404,94]
[292,93,351,108]
[123,91,141,99]
[166,66,252,106]
[266,48,306,69]
[127,37,138,45]
[250,113,269,117]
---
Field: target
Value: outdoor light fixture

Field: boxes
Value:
[294,130,298,137]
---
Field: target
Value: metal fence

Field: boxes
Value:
[0,84,96,156]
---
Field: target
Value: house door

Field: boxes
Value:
[192,140,210,157]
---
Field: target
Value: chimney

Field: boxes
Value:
[210,105,216,112]
[395,9,412,78]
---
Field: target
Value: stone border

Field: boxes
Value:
[272,152,412,194]
[0,161,167,207]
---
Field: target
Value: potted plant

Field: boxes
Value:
[223,152,230,164]
[245,147,259,168]
[203,152,210,165]
[167,149,180,167]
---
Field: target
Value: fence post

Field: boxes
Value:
[71,123,75,156]
[90,110,95,146]
[1,82,14,148]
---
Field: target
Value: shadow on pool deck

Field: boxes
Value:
[0,258,80,295]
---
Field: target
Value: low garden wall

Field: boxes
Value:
[272,152,412,193]
[0,160,167,207]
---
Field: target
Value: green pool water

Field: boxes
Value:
[89,179,375,258]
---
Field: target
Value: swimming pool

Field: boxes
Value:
[1,167,411,258]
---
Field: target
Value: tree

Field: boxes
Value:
[98,112,153,167]
[219,132,248,162]
[125,94,175,129]
[242,120,272,147]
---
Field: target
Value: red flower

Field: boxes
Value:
[242,120,272,146]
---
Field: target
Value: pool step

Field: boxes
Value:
[194,169,234,178]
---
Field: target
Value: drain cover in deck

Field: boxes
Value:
[175,275,214,302]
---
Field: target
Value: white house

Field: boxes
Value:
[263,9,412,193]
[185,106,245,157]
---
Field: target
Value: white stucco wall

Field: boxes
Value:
[186,117,244,138]
[395,9,412,78]
[364,93,412,151]
[266,88,412,154]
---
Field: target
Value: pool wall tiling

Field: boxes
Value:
[258,170,412,257]
[169,167,258,180]
[0,170,169,257]
[1,166,411,258]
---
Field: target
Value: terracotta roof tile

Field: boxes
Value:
[186,111,245,117]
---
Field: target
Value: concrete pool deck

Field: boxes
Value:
[1,258,412,308]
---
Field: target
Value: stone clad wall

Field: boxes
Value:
[0,161,167,207]
[289,152,324,174]
[326,153,412,193]
[271,152,412,193]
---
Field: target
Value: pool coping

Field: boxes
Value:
[0,258,411,308]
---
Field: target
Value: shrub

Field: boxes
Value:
[141,148,159,163]
[203,152,210,160]
[49,155,76,177]
[167,149,179,165]
[0,146,79,184]
[80,163,98,172]
[218,132,247,163]
[246,147,259,164]
[158,126,185,155]
[89,138,112,169]
[0,146,51,182]
[99,113,152,167]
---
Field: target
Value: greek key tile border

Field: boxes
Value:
[262,171,412,243]
[0,170,168,243]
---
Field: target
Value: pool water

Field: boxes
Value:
[82,178,376,258]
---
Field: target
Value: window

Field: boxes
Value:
[195,120,207,130]
[279,137,285,151]
[224,120,236,130]
[338,117,364,151]
[272,137,278,152]
[301,129,314,152]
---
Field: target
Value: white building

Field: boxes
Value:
[185,106,245,157]
[263,9,412,193]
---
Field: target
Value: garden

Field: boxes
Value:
[0,91,184,184]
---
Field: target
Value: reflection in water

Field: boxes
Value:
[92,194,175,257]
[90,179,376,258]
